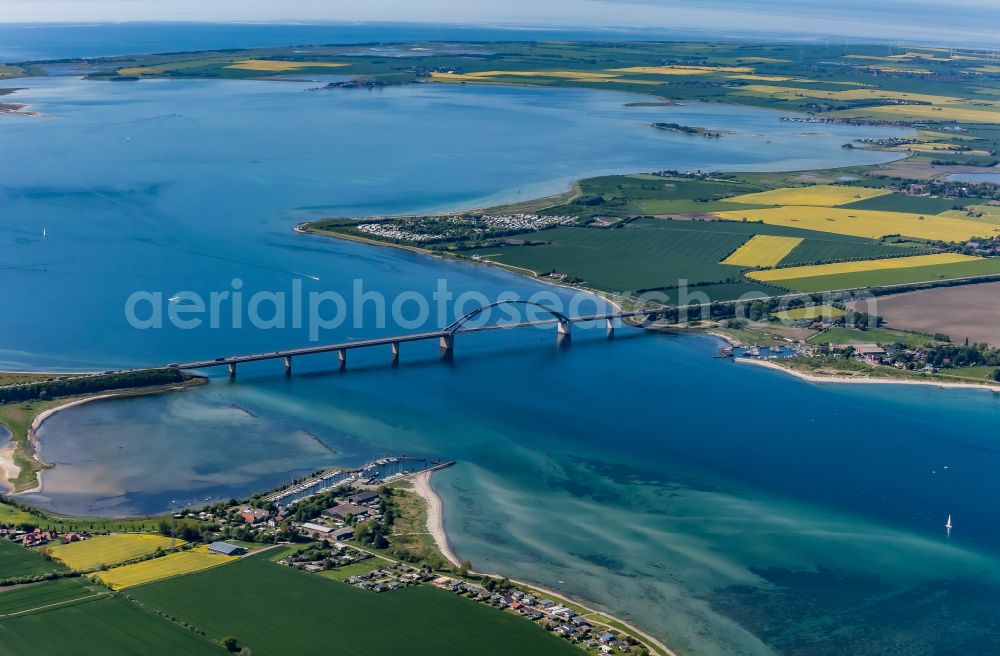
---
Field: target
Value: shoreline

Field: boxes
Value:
[409,469,462,568]
[736,357,1000,392]
[409,467,677,656]
[296,221,628,314]
[0,377,207,495]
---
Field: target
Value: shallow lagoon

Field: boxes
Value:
[5,77,1000,655]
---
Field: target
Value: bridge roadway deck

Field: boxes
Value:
[175,310,654,370]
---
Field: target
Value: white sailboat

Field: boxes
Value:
[945,514,952,538]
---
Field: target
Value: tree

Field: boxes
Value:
[221,636,239,652]
[457,560,471,577]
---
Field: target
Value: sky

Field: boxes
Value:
[1,0,999,46]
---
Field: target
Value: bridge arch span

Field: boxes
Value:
[444,300,570,334]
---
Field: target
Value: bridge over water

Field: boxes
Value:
[172,301,665,377]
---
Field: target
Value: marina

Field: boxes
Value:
[264,457,449,506]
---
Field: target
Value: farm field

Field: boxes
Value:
[807,327,936,347]
[773,305,846,321]
[0,539,65,578]
[128,553,581,656]
[540,174,766,218]
[838,193,967,214]
[224,59,348,71]
[778,239,924,266]
[865,281,1000,346]
[724,185,890,207]
[0,594,221,655]
[748,254,980,282]
[464,218,908,296]
[48,534,181,571]
[722,235,803,267]
[0,578,104,618]
[754,256,1000,293]
[851,104,1000,123]
[714,206,999,241]
[94,545,232,590]
[468,223,750,293]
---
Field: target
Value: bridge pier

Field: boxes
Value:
[390,341,400,365]
[557,321,572,336]
[606,317,615,337]
[227,362,236,378]
[439,334,454,356]
[337,348,347,370]
[283,355,292,375]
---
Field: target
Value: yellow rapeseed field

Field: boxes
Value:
[224,60,348,71]
[858,104,1000,123]
[736,84,960,104]
[773,305,846,320]
[724,185,890,207]
[429,70,630,83]
[49,534,182,570]
[714,206,1000,242]
[610,65,753,75]
[727,74,795,81]
[94,545,233,590]
[747,253,980,282]
[722,235,803,267]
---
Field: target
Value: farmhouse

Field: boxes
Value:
[240,507,270,524]
[207,541,246,556]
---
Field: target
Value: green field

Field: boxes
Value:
[0,578,102,617]
[936,365,1000,382]
[0,540,65,579]
[316,558,386,581]
[129,553,580,656]
[771,257,1000,292]
[839,193,967,214]
[808,327,937,347]
[778,240,926,267]
[465,218,890,296]
[0,593,221,655]
[531,174,766,218]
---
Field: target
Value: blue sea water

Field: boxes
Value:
[0,21,794,62]
[3,75,1000,655]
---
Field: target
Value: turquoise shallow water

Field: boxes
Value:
[3,76,999,655]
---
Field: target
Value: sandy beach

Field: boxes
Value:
[410,469,461,568]
[738,357,1000,392]
[0,426,18,493]
[409,468,676,656]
